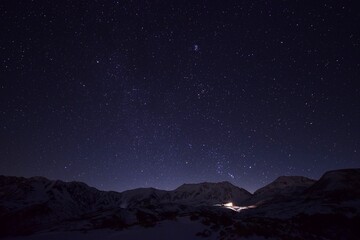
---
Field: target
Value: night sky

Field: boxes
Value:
[1,1,359,193]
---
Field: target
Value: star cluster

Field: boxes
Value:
[1,1,359,192]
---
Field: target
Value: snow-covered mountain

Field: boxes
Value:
[0,177,249,212]
[0,175,126,236]
[242,176,316,205]
[255,176,316,196]
[1,169,360,239]
[0,175,123,214]
[106,181,251,208]
[118,187,170,208]
[172,181,251,205]
[0,176,251,236]
[305,168,360,199]
[241,169,360,219]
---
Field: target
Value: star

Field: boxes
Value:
[193,44,199,52]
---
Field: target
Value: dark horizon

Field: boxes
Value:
[1,1,359,194]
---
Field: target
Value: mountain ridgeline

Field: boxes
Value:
[1,168,360,239]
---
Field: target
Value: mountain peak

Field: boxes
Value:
[255,175,316,194]
[306,168,360,195]
[242,175,317,205]
[172,181,251,206]
[321,168,360,178]
[272,175,316,185]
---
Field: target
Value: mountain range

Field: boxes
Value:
[1,168,359,239]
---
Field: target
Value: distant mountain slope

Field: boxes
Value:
[173,181,251,205]
[305,168,360,199]
[0,176,250,211]
[241,169,360,219]
[0,175,123,213]
[0,176,125,235]
[255,176,316,196]
[114,181,251,207]
[118,187,170,208]
[242,176,315,205]
[0,176,251,225]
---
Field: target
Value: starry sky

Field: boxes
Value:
[1,1,359,193]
